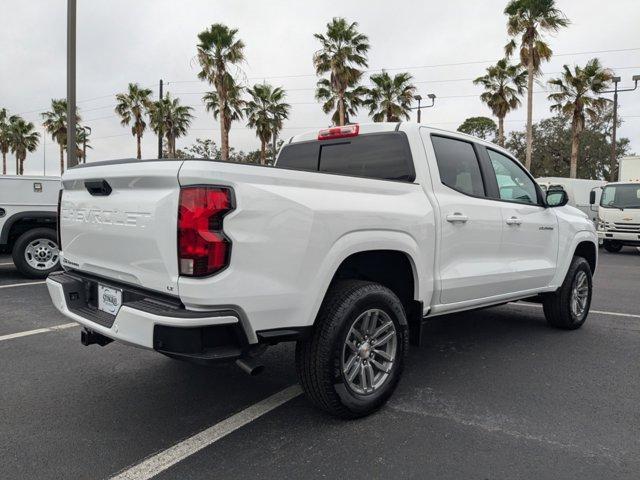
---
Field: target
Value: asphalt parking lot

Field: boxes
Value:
[1,249,639,480]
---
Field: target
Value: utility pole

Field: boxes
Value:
[157,79,164,159]
[66,0,77,170]
[602,75,639,181]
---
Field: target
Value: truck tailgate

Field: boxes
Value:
[60,160,182,295]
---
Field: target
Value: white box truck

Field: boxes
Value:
[0,175,61,277]
[589,156,640,253]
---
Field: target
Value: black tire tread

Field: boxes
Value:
[543,256,591,330]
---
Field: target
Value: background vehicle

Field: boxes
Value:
[591,180,640,252]
[47,123,597,418]
[536,177,606,223]
[0,176,61,278]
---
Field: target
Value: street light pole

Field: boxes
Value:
[410,93,436,123]
[66,0,77,170]
[157,79,164,159]
[602,75,639,181]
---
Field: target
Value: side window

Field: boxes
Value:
[318,133,414,182]
[276,142,319,171]
[431,135,485,196]
[486,149,538,205]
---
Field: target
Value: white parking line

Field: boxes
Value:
[111,385,303,480]
[0,262,14,266]
[0,281,46,290]
[0,323,78,342]
[513,302,640,319]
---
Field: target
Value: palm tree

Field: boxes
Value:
[504,0,569,169]
[316,78,366,125]
[115,83,153,159]
[196,23,246,161]
[0,108,10,174]
[363,71,416,122]
[203,77,245,152]
[76,126,92,163]
[9,117,40,175]
[41,99,80,174]
[244,83,291,165]
[313,17,370,126]
[548,59,613,178]
[149,94,194,158]
[473,59,527,146]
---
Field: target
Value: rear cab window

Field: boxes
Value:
[276,132,415,182]
[430,135,485,196]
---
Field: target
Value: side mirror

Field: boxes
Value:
[589,190,596,205]
[546,189,569,208]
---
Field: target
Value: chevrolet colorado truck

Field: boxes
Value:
[47,122,597,418]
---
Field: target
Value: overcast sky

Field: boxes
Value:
[1,0,639,176]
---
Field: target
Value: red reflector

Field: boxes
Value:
[178,186,234,277]
[317,124,359,140]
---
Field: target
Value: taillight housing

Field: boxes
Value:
[57,189,63,248]
[178,186,234,277]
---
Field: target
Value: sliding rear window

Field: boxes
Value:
[276,132,415,182]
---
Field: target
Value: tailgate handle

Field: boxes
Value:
[85,179,112,196]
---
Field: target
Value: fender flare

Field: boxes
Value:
[0,211,57,245]
[548,230,598,288]
[304,230,430,327]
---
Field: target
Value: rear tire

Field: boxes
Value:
[295,280,409,419]
[603,240,623,253]
[543,256,592,330]
[12,228,60,279]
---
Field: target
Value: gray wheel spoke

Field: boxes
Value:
[372,330,394,348]
[360,311,372,336]
[344,353,358,373]
[365,363,375,388]
[345,339,358,352]
[371,321,393,341]
[347,358,361,382]
[370,358,391,374]
[359,363,368,391]
[372,348,393,361]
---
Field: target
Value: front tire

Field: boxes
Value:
[295,280,409,419]
[543,256,592,330]
[603,240,623,253]
[12,228,61,279]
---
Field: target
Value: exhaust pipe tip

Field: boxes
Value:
[235,358,265,376]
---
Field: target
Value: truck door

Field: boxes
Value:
[481,147,559,291]
[422,133,510,305]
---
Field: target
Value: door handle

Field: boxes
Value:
[446,213,468,223]
[505,216,522,226]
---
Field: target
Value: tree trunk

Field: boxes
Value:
[525,50,534,170]
[338,92,346,126]
[83,142,87,163]
[260,139,266,165]
[16,155,19,175]
[498,115,505,147]
[19,155,24,175]
[569,116,581,179]
[2,152,5,175]
[136,131,142,160]
[59,143,65,175]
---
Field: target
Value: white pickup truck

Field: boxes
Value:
[47,123,597,418]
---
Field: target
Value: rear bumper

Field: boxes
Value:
[46,271,250,362]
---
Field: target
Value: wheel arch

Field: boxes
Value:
[0,211,57,247]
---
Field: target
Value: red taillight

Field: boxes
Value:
[178,186,234,277]
[317,124,359,140]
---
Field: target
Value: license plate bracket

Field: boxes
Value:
[97,284,123,316]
